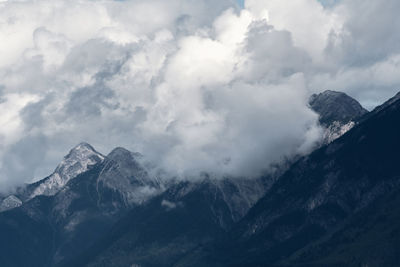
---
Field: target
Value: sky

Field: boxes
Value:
[236,0,244,7]
[0,0,400,191]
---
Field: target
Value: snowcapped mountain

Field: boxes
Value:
[29,142,105,199]
[0,143,169,266]
[309,90,368,143]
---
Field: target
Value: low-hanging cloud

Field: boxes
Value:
[0,0,398,189]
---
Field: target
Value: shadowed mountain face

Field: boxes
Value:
[64,176,273,267]
[178,93,400,267]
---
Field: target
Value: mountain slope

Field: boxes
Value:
[0,196,54,267]
[0,145,163,266]
[180,91,400,267]
[29,142,105,199]
[48,146,166,265]
[64,176,272,267]
[0,143,272,267]
[283,92,400,267]
[285,186,400,267]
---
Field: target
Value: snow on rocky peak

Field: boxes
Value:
[0,195,22,212]
[322,121,355,144]
[30,142,105,199]
[309,90,368,144]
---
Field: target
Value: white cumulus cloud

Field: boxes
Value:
[0,0,398,190]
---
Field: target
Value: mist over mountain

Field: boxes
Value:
[0,137,273,266]
[0,91,397,267]
[170,91,400,267]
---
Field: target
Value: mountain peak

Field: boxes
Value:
[107,147,142,162]
[309,90,368,126]
[55,142,104,175]
[70,142,96,153]
[99,147,160,206]
[29,142,105,199]
[311,89,342,98]
[63,142,101,163]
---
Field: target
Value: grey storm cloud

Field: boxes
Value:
[0,0,398,190]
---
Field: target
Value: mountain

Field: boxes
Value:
[309,90,368,143]
[0,143,105,211]
[0,145,163,266]
[2,90,397,267]
[63,176,272,267]
[309,90,368,126]
[2,142,106,205]
[96,147,162,208]
[180,91,400,267]
[0,144,273,266]
[28,89,375,267]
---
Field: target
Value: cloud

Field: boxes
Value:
[161,200,183,211]
[245,0,343,62]
[0,0,398,189]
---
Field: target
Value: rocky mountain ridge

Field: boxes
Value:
[29,142,105,199]
[309,90,368,144]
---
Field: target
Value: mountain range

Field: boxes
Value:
[1,90,399,267]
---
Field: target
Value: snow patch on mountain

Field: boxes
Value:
[309,90,368,144]
[323,121,355,144]
[0,195,22,212]
[30,143,104,199]
[309,90,368,127]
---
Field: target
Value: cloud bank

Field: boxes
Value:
[0,0,398,189]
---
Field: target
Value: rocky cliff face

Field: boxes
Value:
[29,142,105,199]
[96,147,162,208]
[309,90,368,143]
[309,90,368,126]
